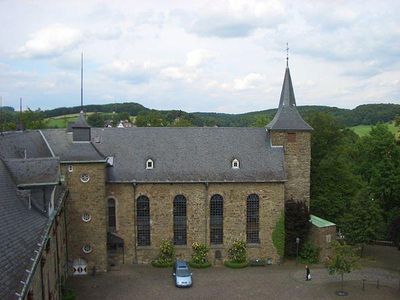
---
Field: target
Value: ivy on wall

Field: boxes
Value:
[272,213,285,257]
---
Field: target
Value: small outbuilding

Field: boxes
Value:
[308,215,336,262]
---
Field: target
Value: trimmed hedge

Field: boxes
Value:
[189,261,212,269]
[224,261,249,269]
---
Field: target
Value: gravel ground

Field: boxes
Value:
[67,264,400,300]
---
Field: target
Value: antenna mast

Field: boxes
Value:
[286,42,289,67]
[81,52,84,111]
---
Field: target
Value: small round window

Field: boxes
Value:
[80,173,90,183]
[68,165,73,173]
[82,244,92,254]
[81,212,91,223]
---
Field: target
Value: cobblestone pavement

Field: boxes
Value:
[68,264,400,300]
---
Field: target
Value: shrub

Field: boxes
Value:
[189,261,212,269]
[299,242,320,264]
[272,213,285,258]
[190,242,210,265]
[152,239,175,268]
[62,288,76,300]
[224,260,249,268]
[227,240,247,263]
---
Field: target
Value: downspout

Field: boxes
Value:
[204,182,209,245]
[63,203,69,276]
[132,182,138,264]
[55,219,60,299]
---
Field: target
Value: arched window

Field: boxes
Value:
[146,159,154,169]
[210,194,223,244]
[108,198,116,232]
[173,195,187,245]
[137,196,150,246]
[247,194,260,243]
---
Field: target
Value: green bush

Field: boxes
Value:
[190,242,210,265]
[299,242,320,264]
[152,239,175,267]
[62,288,76,300]
[224,260,249,268]
[227,240,247,263]
[272,214,285,257]
[189,261,212,268]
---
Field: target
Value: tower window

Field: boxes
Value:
[287,132,296,142]
[232,158,240,169]
[68,165,73,173]
[82,244,92,254]
[81,212,91,223]
[137,195,150,246]
[246,194,260,244]
[210,194,223,245]
[173,195,187,245]
[146,159,154,169]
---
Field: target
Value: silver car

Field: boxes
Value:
[172,260,193,287]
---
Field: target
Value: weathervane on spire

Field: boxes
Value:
[286,42,289,67]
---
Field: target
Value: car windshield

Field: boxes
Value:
[176,269,191,277]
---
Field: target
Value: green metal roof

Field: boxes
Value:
[310,215,336,228]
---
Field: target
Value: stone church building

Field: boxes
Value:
[0,64,312,299]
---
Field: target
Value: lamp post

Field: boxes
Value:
[296,237,300,266]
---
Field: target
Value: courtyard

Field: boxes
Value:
[67,245,400,300]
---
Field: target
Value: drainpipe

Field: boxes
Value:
[40,259,45,300]
[132,182,138,264]
[204,182,209,245]
[55,219,60,299]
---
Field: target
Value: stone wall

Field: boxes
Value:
[62,163,107,273]
[106,182,284,265]
[270,131,311,205]
[26,205,68,300]
[308,225,336,263]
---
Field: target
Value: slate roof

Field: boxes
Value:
[4,158,60,186]
[87,127,285,183]
[72,111,90,128]
[0,131,53,158]
[266,67,313,131]
[42,129,105,162]
[0,159,47,300]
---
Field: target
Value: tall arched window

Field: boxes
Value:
[137,196,150,246]
[108,198,116,232]
[210,194,223,244]
[247,194,260,243]
[173,195,187,245]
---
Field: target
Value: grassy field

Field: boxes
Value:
[45,113,94,128]
[350,121,399,138]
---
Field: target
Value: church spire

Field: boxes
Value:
[266,56,313,132]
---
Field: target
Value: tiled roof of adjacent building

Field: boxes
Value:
[42,129,105,162]
[266,67,313,131]
[0,131,53,158]
[87,127,286,183]
[0,159,48,300]
[4,157,60,186]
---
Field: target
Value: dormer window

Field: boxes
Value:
[146,159,154,170]
[232,158,240,169]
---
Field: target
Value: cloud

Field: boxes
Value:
[101,59,158,84]
[161,49,217,82]
[17,24,82,59]
[185,0,284,38]
[209,73,266,91]
[186,49,216,68]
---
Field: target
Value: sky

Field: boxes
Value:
[0,0,399,114]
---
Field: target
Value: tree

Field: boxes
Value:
[341,188,384,255]
[284,199,310,257]
[22,108,48,129]
[87,112,105,127]
[251,115,270,127]
[326,241,359,295]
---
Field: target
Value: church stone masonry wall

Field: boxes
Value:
[62,163,108,273]
[106,182,284,264]
[270,131,311,205]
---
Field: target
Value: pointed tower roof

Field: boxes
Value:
[266,66,313,131]
[71,111,90,128]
